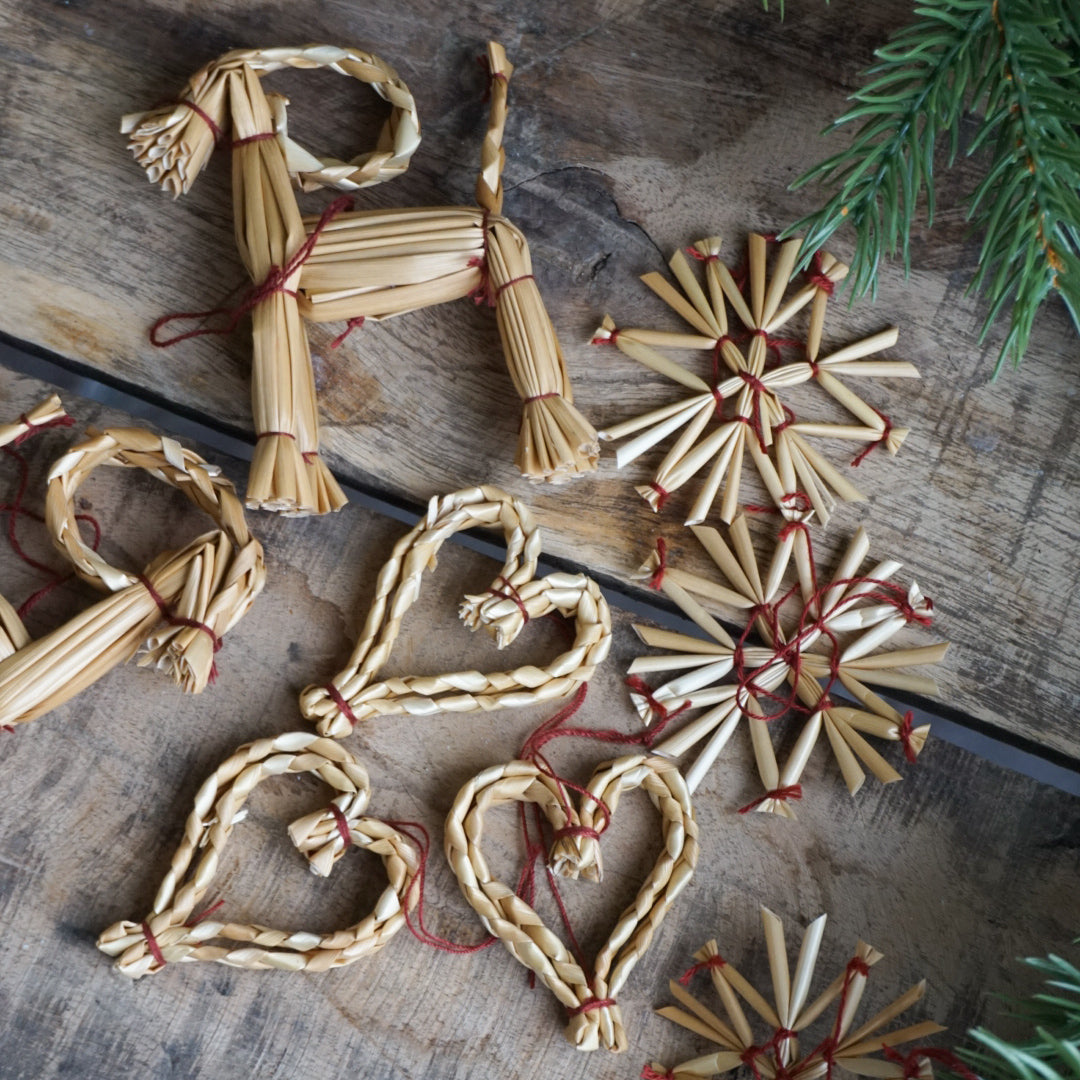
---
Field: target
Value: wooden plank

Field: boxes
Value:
[0,367,1077,1079]
[0,0,1076,765]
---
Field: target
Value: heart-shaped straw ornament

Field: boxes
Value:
[0,416,265,728]
[445,754,699,1053]
[97,731,421,978]
[299,485,611,738]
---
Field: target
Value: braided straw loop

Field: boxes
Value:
[122,44,420,196]
[299,485,612,737]
[97,732,421,978]
[445,755,698,1053]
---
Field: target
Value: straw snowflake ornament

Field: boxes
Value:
[626,516,946,811]
[644,907,953,1080]
[594,234,918,526]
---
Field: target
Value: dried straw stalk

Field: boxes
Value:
[300,484,611,737]
[98,731,421,978]
[596,233,917,526]
[628,516,945,808]
[0,426,265,728]
[445,754,699,1053]
[648,907,945,1080]
[0,395,72,659]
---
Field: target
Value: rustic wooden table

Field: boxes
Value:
[0,2,1077,1078]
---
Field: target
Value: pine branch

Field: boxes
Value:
[784,0,1080,371]
[947,953,1080,1080]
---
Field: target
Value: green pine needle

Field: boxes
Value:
[782,0,1080,372]
[945,953,1080,1080]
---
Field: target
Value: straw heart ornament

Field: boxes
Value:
[97,732,421,977]
[643,906,957,1080]
[125,42,597,514]
[299,485,611,738]
[445,754,699,1053]
[594,233,918,526]
[626,516,946,810]
[0,409,264,730]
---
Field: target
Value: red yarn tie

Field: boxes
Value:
[898,711,919,763]
[738,784,803,814]
[679,953,727,985]
[141,922,167,968]
[806,251,836,295]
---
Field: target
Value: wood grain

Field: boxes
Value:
[0,3,1076,764]
[0,367,1077,1080]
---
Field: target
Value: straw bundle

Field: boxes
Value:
[0,426,265,728]
[299,484,611,737]
[445,754,698,1053]
[627,516,946,808]
[648,907,946,1080]
[124,42,596,508]
[595,233,918,526]
[97,731,421,978]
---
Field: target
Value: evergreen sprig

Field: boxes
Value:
[951,953,1080,1080]
[781,0,1080,372]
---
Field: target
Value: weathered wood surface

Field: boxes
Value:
[0,1,1077,766]
[0,368,1078,1080]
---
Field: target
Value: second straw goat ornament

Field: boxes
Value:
[300,485,611,735]
[124,42,598,515]
[0,400,264,728]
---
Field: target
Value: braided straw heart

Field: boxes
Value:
[0,424,264,728]
[300,485,612,737]
[445,754,699,1053]
[97,731,421,978]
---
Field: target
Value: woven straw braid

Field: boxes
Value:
[0,426,265,727]
[299,485,612,737]
[0,396,70,659]
[122,44,420,196]
[97,731,420,978]
[445,755,698,1053]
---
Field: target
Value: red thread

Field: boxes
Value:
[686,247,720,264]
[524,391,559,403]
[467,211,495,307]
[478,54,509,101]
[851,407,894,467]
[806,251,836,295]
[141,921,166,967]
[780,490,813,515]
[648,537,668,589]
[137,574,222,660]
[487,575,529,623]
[898,711,919,764]
[882,1046,978,1080]
[178,98,223,143]
[679,953,727,985]
[551,825,602,843]
[494,273,535,298]
[624,676,690,736]
[13,413,74,447]
[150,195,353,346]
[185,899,225,927]
[738,784,803,814]
[567,996,616,1017]
[231,131,276,148]
[591,328,620,346]
[257,430,296,440]
[329,803,352,847]
[330,316,365,349]
[649,482,671,511]
[324,681,360,727]
[388,817,499,955]
[641,1067,677,1080]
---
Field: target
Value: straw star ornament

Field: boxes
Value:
[626,517,946,810]
[643,907,954,1080]
[594,234,919,526]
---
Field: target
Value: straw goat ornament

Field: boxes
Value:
[123,42,599,515]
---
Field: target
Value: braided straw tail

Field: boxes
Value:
[97,733,420,977]
[0,427,264,728]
